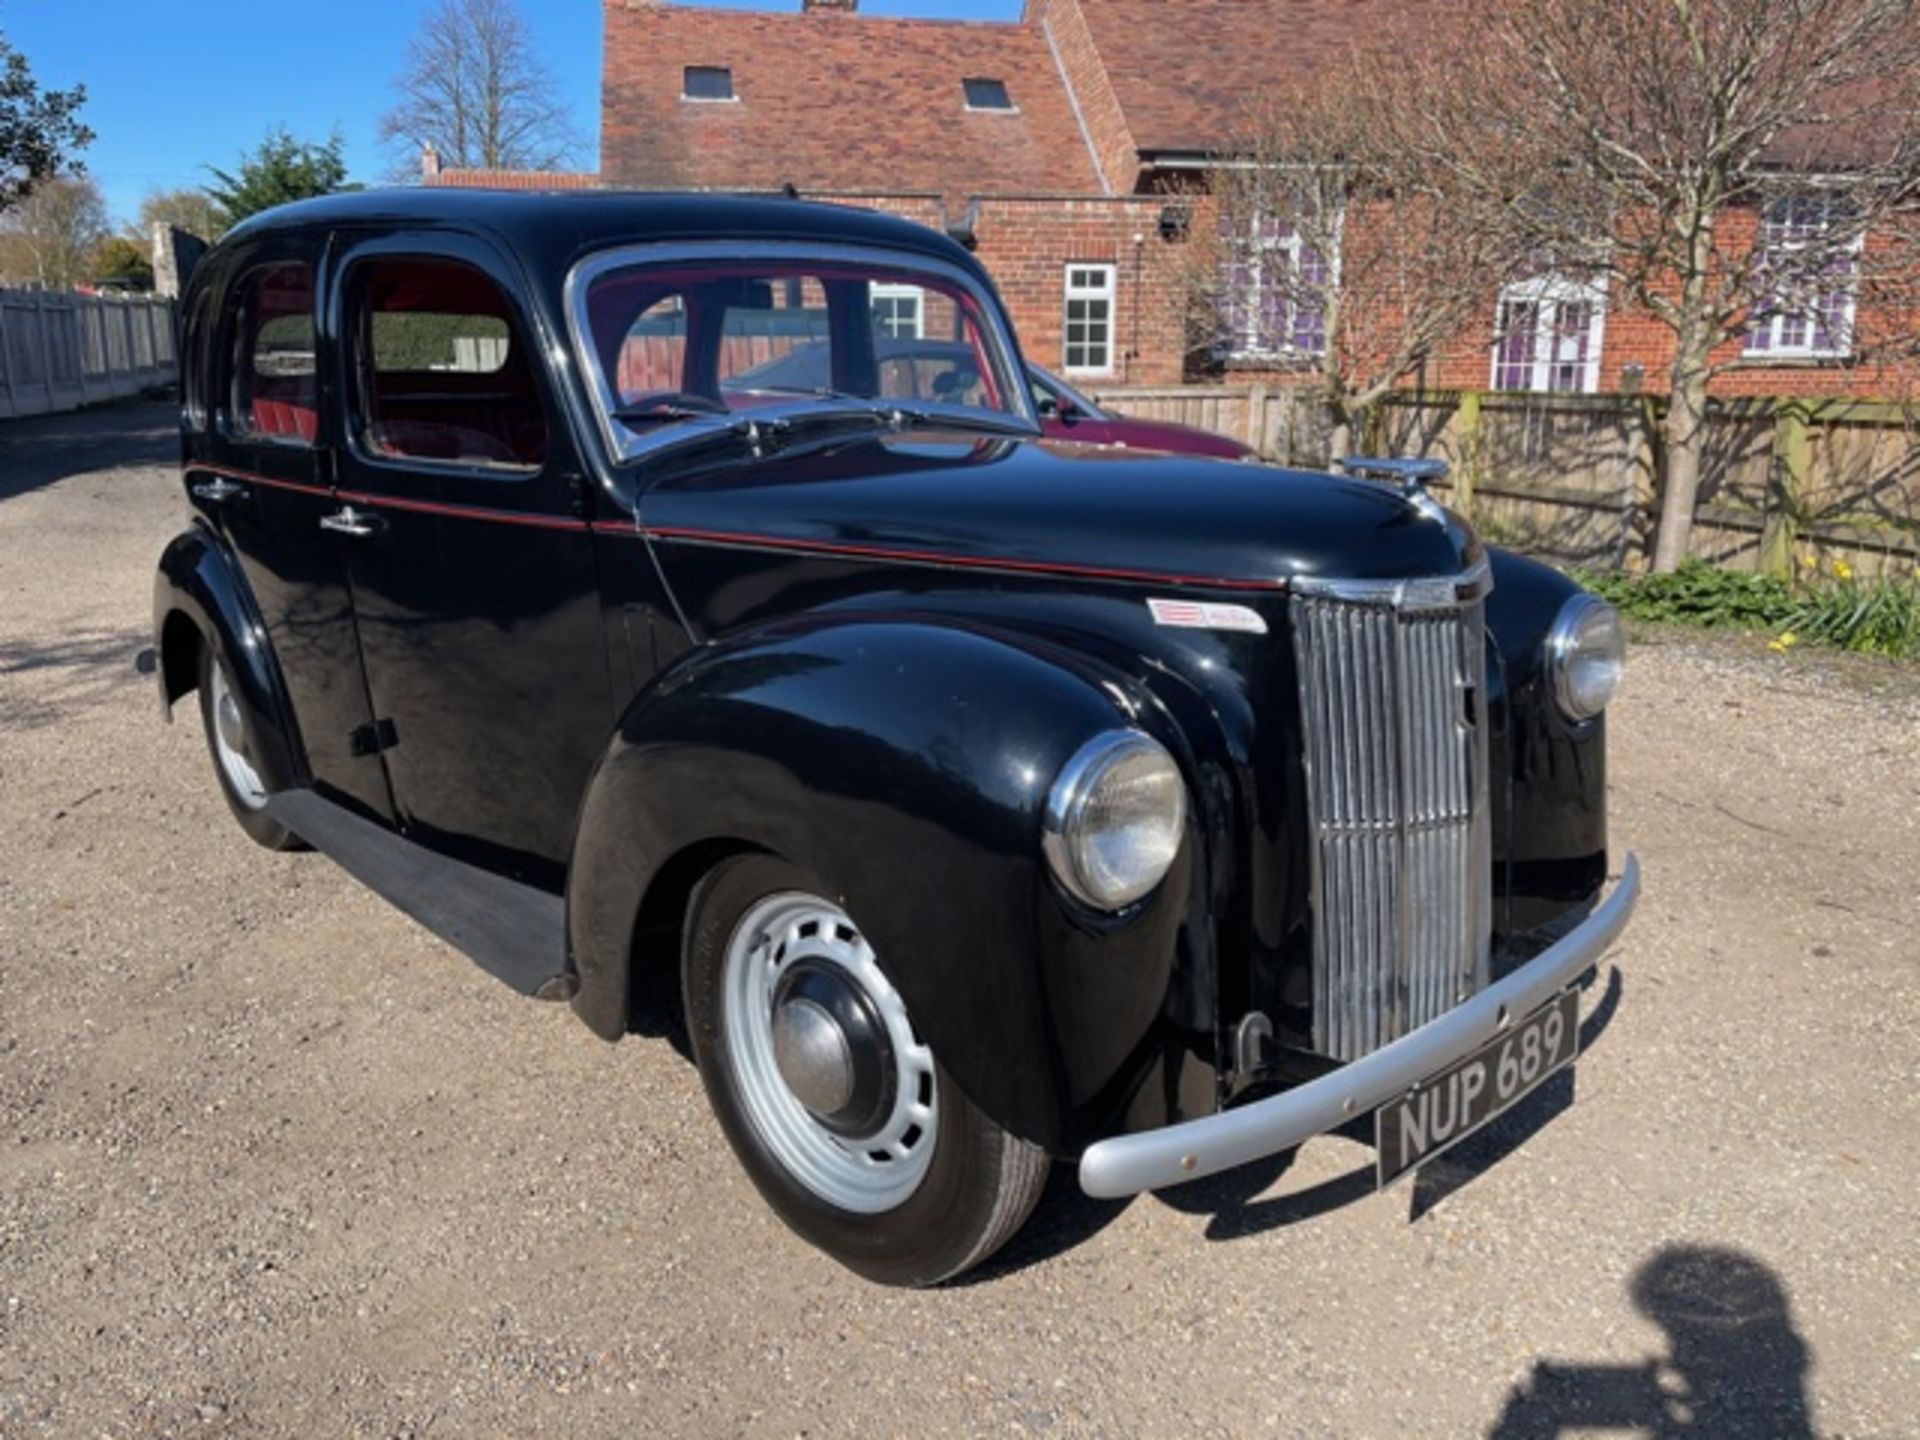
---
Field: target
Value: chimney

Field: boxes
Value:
[420,143,442,182]
[801,0,858,12]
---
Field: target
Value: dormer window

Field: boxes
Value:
[963,77,1014,112]
[683,66,735,102]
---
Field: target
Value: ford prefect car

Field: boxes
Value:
[154,191,1638,1287]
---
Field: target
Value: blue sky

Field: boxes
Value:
[6,0,1024,225]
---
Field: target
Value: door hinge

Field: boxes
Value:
[349,718,400,757]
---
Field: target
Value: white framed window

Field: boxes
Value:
[870,283,924,339]
[1222,216,1333,360]
[1490,276,1606,393]
[1745,195,1859,360]
[1063,263,1116,375]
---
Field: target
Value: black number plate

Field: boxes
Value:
[1374,988,1580,1188]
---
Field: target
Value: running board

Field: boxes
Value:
[266,790,573,1000]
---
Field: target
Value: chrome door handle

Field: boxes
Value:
[190,477,247,503]
[319,506,380,539]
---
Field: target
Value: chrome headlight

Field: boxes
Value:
[1042,731,1187,911]
[1548,595,1625,721]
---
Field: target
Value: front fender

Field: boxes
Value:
[566,615,1197,1152]
[152,521,305,796]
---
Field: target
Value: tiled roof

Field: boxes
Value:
[601,2,1102,196]
[1069,0,1438,158]
[426,169,602,190]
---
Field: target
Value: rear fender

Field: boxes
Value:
[152,522,305,796]
[566,615,1196,1151]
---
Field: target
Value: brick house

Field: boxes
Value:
[429,0,1905,401]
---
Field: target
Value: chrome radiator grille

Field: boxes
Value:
[1289,575,1492,1061]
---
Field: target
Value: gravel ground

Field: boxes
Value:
[2,401,1916,1439]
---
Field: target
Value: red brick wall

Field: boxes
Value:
[809,191,1188,384]
[1025,0,1140,196]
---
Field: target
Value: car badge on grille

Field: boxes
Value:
[1147,598,1268,634]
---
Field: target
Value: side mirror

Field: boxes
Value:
[1053,395,1079,420]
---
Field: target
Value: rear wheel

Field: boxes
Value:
[196,642,301,851]
[683,854,1049,1287]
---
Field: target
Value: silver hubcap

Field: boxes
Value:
[208,661,267,810]
[722,893,938,1213]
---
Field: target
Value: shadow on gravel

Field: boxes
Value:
[0,400,176,503]
[0,627,151,729]
[1487,1246,1814,1438]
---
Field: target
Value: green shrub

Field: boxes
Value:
[1568,558,1920,659]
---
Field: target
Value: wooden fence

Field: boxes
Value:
[1085,382,1920,579]
[0,288,177,421]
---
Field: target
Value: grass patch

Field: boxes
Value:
[1570,558,1920,660]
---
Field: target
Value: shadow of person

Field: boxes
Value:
[1488,1246,1813,1438]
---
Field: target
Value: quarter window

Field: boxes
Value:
[228,261,317,445]
[1491,277,1605,393]
[351,257,547,471]
[1063,264,1116,375]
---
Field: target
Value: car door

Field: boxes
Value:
[192,234,395,821]
[325,231,611,891]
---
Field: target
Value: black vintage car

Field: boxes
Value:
[154,190,1638,1286]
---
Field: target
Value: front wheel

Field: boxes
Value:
[683,855,1049,1287]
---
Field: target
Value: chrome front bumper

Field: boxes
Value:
[1077,855,1642,1199]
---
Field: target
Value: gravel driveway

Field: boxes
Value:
[2,401,1916,1438]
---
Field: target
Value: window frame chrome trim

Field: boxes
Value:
[562,239,1041,468]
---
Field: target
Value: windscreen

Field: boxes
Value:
[578,257,1027,443]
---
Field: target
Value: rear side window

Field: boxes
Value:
[351,257,547,471]
[228,262,318,445]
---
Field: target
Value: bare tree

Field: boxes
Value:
[0,173,107,288]
[379,0,577,177]
[1399,0,1920,571]
[138,185,226,242]
[1176,56,1532,461]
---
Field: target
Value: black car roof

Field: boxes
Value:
[222,188,986,284]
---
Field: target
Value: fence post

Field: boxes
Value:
[0,296,14,417]
[35,293,56,411]
[1453,389,1482,517]
[1761,401,1810,581]
[1246,382,1269,457]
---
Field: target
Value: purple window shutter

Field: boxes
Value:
[1549,301,1590,391]
[1227,252,1253,353]
[1811,247,1855,353]
[1293,242,1329,353]
[1495,300,1537,389]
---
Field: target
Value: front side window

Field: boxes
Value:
[1062,264,1115,375]
[575,251,1029,458]
[1745,195,1859,360]
[350,256,547,471]
[228,261,317,444]
[1222,217,1330,360]
[1491,276,1605,393]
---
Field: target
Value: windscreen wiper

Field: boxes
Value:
[610,400,730,426]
